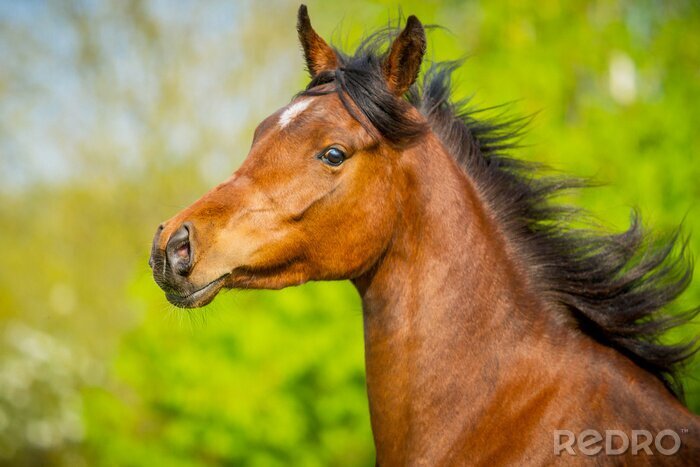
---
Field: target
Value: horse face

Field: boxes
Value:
[150,92,400,307]
[150,5,426,307]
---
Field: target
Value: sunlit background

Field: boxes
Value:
[1,0,699,465]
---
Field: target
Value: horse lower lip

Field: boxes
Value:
[165,275,227,308]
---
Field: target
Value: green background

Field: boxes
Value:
[0,1,698,465]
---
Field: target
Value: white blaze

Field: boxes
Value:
[278,99,313,128]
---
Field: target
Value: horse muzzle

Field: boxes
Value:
[149,221,225,308]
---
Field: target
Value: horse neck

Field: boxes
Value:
[351,133,700,463]
[353,134,567,460]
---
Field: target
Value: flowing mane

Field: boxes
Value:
[301,27,699,398]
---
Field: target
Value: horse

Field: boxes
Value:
[149,5,700,465]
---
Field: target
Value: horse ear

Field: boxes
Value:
[297,5,338,77]
[383,15,426,96]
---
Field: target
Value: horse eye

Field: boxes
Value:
[320,147,346,166]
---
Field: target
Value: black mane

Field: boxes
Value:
[301,28,699,398]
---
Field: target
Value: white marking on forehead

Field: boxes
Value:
[278,98,313,128]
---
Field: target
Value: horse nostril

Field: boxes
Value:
[166,223,194,276]
[175,243,189,260]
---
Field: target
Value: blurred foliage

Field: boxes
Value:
[0,0,698,465]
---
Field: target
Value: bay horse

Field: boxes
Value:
[149,5,700,465]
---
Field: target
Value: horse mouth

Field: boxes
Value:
[165,274,229,308]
